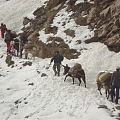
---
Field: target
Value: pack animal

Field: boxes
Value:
[63,63,86,87]
[13,38,19,56]
[24,44,37,60]
[96,72,112,99]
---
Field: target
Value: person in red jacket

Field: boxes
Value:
[0,23,7,38]
[4,30,11,53]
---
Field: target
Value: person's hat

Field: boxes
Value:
[116,66,120,70]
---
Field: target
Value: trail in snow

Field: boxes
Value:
[0,0,120,120]
[0,38,118,120]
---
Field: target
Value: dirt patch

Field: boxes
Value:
[41,73,47,77]
[85,37,99,44]
[98,105,108,109]
[23,61,32,66]
[28,83,34,86]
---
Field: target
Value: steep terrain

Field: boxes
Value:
[86,0,120,52]
[20,0,120,58]
[0,0,120,120]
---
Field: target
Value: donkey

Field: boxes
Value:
[96,71,113,99]
[63,64,86,87]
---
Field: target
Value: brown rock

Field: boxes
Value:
[45,26,58,34]
[5,55,14,67]
[41,73,47,77]
[45,0,66,11]
[23,17,31,26]
[23,61,32,66]
[28,83,34,86]
[64,29,75,38]
[85,37,99,44]
[75,16,87,26]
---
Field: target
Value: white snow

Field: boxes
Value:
[75,0,92,5]
[0,0,48,32]
[0,0,120,120]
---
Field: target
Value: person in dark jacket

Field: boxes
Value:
[50,51,64,76]
[20,33,28,58]
[20,33,28,44]
[111,66,120,104]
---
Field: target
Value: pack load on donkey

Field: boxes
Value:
[69,63,82,77]
[96,71,112,99]
[97,72,111,83]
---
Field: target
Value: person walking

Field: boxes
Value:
[111,67,120,104]
[4,30,12,54]
[19,33,28,58]
[50,51,64,76]
[0,23,7,38]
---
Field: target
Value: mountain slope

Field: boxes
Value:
[0,0,48,32]
[0,0,120,120]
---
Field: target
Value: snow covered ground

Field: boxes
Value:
[0,0,48,32]
[0,0,120,120]
[1,39,119,120]
[1,38,120,120]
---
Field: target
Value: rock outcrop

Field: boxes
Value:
[21,0,81,59]
[86,0,120,52]
[21,0,120,60]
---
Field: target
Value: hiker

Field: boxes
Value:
[20,33,28,44]
[19,33,28,58]
[111,67,120,104]
[50,51,64,76]
[0,23,7,38]
[4,30,12,54]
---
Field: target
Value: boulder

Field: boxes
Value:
[64,29,75,38]
[5,55,14,67]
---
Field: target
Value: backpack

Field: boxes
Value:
[5,32,11,42]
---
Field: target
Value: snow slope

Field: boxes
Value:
[0,0,47,32]
[0,39,118,120]
[0,0,120,120]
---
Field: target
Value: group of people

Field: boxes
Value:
[0,23,28,57]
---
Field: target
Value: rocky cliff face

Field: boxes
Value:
[86,0,120,52]
[21,0,81,59]
[21,0,120,59]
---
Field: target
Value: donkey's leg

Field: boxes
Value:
[99,89,102,95]
[64,74,69,82]
[82,76,86,88]
[105,89,107,98]
[72,78,75,84]
[107,89,110,99]
[78,77,81,86]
